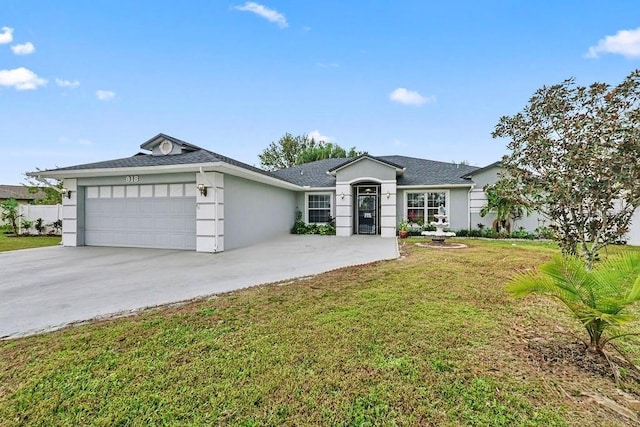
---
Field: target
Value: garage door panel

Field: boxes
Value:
[85,185,196,250]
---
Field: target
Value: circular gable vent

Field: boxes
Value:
[159,140,173,155]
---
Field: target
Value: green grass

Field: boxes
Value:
[1,239,639,426]
[0,232,60,252]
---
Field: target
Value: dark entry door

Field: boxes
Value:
[357,195,377,235]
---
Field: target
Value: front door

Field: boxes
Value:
[357,194,377,235]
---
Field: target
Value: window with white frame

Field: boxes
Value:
[307,194,332,223]
[406,191,447,225]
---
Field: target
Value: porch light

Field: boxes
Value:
[197,183,208,197]
[61,188,72,199]
[340,192,345,199]
[386,191,390,198]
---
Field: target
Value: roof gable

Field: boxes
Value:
[328,154,405,175]
[140,133,204,156]
[461,161,502,178]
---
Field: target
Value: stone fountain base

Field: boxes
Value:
[421,213,456,244]
[415,241,467,249]
[420,230,456,243]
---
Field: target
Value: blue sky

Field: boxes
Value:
[1,1,639,184]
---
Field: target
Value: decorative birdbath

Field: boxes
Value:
[421,205,456,244]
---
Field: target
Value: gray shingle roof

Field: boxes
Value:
[271,158,348,187]
[381,156,479,186]
[46,148,293,183]
[0,185,46,200]
[43,134,481,188]
[49,150,220,171]
[272,156,479,187]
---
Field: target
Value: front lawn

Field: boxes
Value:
[1,239,639,426]
[0,233,61,252]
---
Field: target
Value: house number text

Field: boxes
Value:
[125,175,139,183]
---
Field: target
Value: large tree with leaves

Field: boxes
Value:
[259,133,362,171]
[493,70,640,269]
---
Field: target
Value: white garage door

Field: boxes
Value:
[85,183,197,250]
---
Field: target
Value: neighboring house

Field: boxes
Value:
[0,185,46,204]
[27,133,544,252]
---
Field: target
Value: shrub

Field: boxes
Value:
[455,229,469,237]
[49,219,62,235]
[468,229,482,238]
[483,228,498,239]
[511,230,537,240]
[1,198,19,235]
[35,218,46,235]
[291,209,336,235]
[291,209,307,234]
[20,218,34,235]
[535,226,556,240]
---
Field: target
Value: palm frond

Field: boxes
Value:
[592,253,640,299]
[507,253,640,352]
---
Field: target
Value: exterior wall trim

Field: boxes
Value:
[398,184,473,189]
[340,177,396,185]
[31,162,302,191]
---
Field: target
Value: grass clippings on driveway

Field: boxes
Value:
[0,233,60,252]
[1,239,640,426]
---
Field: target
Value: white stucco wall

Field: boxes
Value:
[224,174,297,250]
[627,208,640,246]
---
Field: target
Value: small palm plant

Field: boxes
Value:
[508,253,640,354]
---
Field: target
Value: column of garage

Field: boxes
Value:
[61,178,80,246]
[196,172,225,253]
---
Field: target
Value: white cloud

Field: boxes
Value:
[235,2,288,28]
[586,27,640,59]
[55,78,80,88]
[11,41,35,55]
[389,87,435,106]
[317,62,339,68]
[0,27,13,44]
[78,139,93,146]
[308,130,333,143]
[0,67,47,90]
[96,90,115,101]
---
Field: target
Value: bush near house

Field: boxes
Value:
[291,210,336,235]
[456,226,558,241]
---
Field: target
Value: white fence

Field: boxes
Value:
[18,204,63,235]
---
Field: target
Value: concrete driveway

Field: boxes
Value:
[0,235,398,338]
